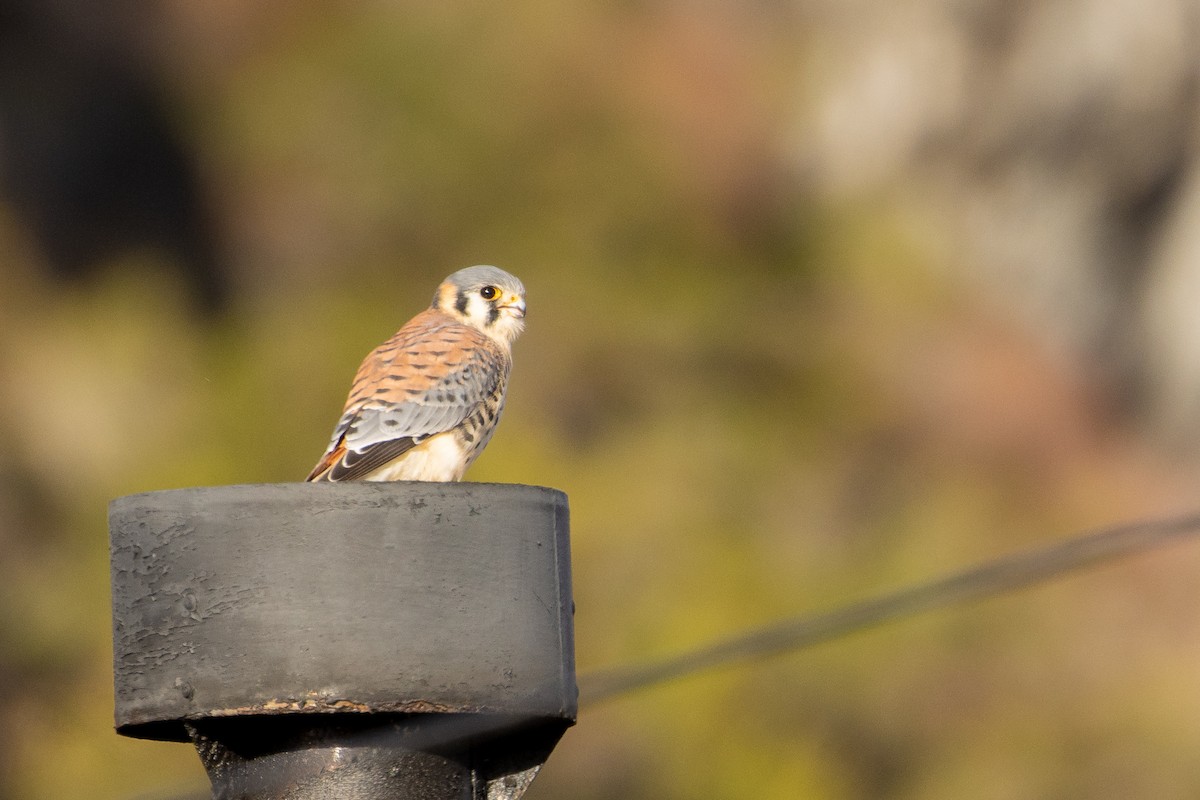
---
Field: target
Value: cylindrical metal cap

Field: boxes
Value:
[110,482,575,742]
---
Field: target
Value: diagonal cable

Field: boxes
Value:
[579,511,1200,705]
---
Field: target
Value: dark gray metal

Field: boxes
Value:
[182,714,564,800]
[109,482,575,799]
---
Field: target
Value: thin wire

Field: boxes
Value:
[579,510,1200,705]
[141,510,1200,799]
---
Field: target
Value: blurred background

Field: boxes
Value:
[2,0,1200,797]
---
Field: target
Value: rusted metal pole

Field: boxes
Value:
[109,482,576,800]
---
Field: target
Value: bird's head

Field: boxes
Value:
[433,265,527,346]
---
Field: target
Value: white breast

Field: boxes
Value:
[360,431,471,482]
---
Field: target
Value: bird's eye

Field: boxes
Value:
[479,286,498,300]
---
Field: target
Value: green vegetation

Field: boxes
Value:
[0,4,1194,799]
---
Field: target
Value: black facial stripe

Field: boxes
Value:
[455,289,469,315]
[487,305,500,326]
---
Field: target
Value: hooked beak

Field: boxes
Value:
[500,296,527,319]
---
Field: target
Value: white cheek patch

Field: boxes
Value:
[470,295,505,330]
[449,289,524,347]
[491,314,525,344]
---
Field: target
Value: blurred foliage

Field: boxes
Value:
[0,2,1198,799]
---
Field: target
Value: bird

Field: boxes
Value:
[307,265,526,482]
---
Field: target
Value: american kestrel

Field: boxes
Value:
[307,265,526,482]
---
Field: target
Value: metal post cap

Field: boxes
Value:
[109,482,576,741]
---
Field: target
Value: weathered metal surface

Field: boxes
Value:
[185,714,565,800]
[109,482,576,742]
